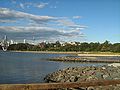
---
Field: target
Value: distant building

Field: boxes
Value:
[67,42,76,45]
[12,41,18,44]
[10,40,14,44]
[60,42,77,46]
[23,39,26,44]
[4,35,7,40]
[7,41,10,46]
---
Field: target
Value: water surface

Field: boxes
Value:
[0,51,107,84]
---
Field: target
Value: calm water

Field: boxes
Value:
[0,51,106,84]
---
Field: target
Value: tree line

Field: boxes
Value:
[0,40,120,53]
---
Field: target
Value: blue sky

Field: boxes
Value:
[0,0,120,43]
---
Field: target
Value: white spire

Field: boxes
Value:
[24,39,26,43]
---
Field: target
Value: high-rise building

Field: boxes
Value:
[24,39,26,44]
[10,40,14,44]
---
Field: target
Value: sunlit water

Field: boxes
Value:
[0,51,108,84]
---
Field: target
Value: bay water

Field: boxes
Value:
[0,51,106,84]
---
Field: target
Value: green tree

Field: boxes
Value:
[79,42,90,51]
[55,41,61,47]
[101,40,111,52]
[111,43,120,52]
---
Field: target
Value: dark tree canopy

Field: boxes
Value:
[7,41,120,53]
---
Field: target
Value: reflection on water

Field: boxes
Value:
[0,51,107,84]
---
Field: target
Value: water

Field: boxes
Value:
[0,51,106,84]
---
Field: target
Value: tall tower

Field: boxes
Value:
[32,36,35,45]
[24,39,26,44]
[10,40,14,44]
[4,35,7,40]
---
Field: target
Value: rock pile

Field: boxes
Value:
[44,65,120,90]
[49,56,120,63]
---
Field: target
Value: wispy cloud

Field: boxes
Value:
[73,16,82,19]
[0,20,16,23]
[0,8,86,42]
[11,0,16,4]
[57,19,87,29]
[0,26,83,41]
[50,6,57,9]
[0,8,56,24]
[11,1,48,10]
[19,3,24,9]
[36,3,48,9]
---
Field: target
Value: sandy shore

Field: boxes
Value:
[78,54,120,56]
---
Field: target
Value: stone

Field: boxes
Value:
[70,76,76,82]
[102,75,108,79]
[87,86,94,90]
[95,72,103,79]
[44,65,120,90]
[102,67,106,70]
[108,63,120,67]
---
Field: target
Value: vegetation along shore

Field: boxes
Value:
[1,40,120,53]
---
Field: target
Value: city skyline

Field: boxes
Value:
[0,0,120,43]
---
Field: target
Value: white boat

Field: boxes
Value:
[2,47,7,51]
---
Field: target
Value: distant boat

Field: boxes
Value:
[1,35,9,51]
[2,47,7,51]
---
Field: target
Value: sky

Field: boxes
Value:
[0,0,120,44]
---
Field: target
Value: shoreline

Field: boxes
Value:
[78,54,120,56]
[10,51,78,54]
[9,51,120,56]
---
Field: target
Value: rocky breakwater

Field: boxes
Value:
[49,56,120,63]
[44,64,120,90]
[49,56,97,62]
